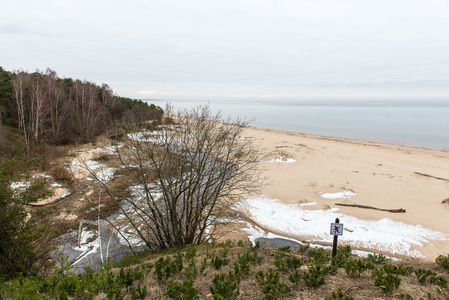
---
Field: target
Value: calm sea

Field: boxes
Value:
[144,99,449,151]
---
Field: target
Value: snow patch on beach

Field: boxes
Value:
[237,196,448,258]
[298,201,317,206]
[240,220,397,260]
[259,156,296,163]
[320,190,356,199]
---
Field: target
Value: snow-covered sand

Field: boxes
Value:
[237,196,447,258]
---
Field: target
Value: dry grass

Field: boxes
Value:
[91,150,111,162]
[108,241,449,300]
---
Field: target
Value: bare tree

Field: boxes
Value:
[44,68,70,143]
[82,105,264,250]
[72,80,107,142]
[12,71,30,153]
[29,71,46,144]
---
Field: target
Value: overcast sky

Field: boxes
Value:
[1,0,449,100]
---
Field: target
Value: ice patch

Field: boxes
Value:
[320,190,356,199]
[237,196,448,258]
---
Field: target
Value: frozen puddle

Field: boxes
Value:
[237,196,448,258]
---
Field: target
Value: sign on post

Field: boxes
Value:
[330,223,344,236]
[330,218,343,257]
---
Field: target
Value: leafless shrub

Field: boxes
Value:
[81,105,265,251]
[49,163,74,181]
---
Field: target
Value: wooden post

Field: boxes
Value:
[332,218,339,258]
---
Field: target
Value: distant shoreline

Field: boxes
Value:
[146,99,449,151]
[249,125,449,153]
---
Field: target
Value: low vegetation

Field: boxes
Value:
[2,241,449,299]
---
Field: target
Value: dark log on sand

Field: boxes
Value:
[335,203,406,213]
[414,172,449,182]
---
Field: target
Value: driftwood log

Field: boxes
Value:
[335,203,406,213]
[414,172,449,182]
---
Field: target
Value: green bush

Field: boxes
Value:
[130,284,147,300]
[308,248,331,264]
[233,247,262,279]
[242,247,263,265]
[436,254,449,269]
[382,264,414,276]
[173,252,184,273]
[255,268,291,299]
[415,268,447,289]
[154,256,172,282]
[167,280,198,300]
[325,288,354,300]
[154,254,183,283]
[303,264,328,288]
[233,260,250,279]
[338,245,352,256]
[42,266,144,299]
[210,272,240,300]
[367,253,390,264]
[288,269,302,285]
[344,259,374,278]
[211,255,229,270]
[298,243,310,253]
[184,260,199,281]
[0,157,55,279]
[332,245,352,267]
[274,245,291,259]
[274,256,305,271]
[185,247,197,262]
[374,272,401,294]
[199,257,208,275]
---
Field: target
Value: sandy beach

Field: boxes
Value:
[237,126,449,262]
